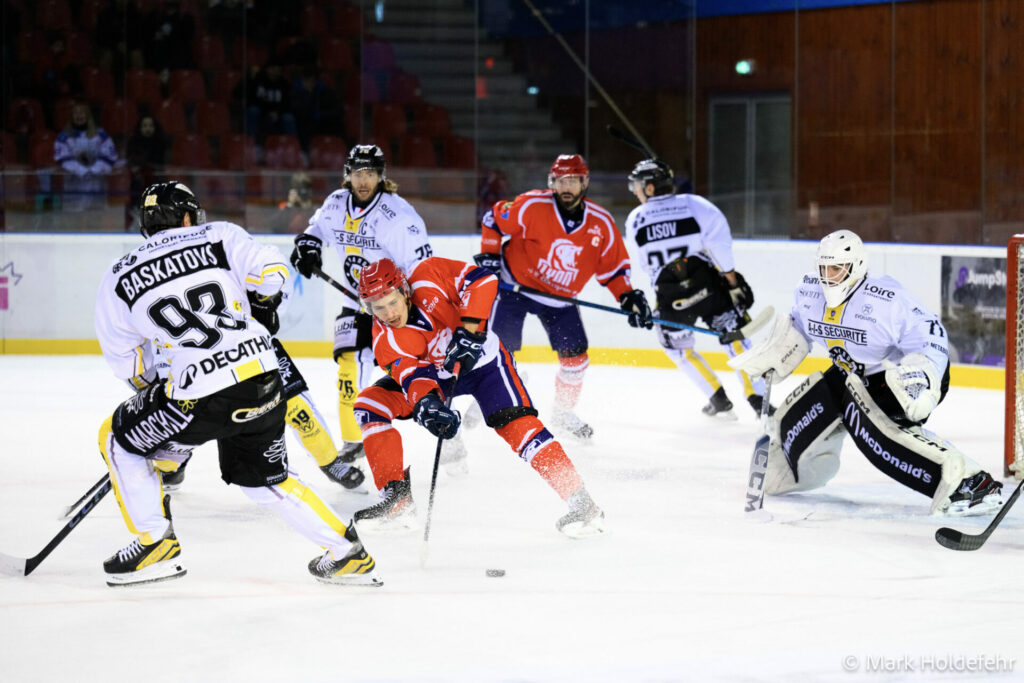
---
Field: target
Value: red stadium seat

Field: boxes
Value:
[7,98,45,135]
[29,130,58,167]
[411,104,451,138]
[79,0,106,30]
[65,31,95,63]
[125,69,163,109]
[442,135,476,169]
[398,135,437,168]
[15,30,47,63]
[171,133,212,169]
[386,71,421,105]
[342,102,362,142]
[155,100,187,135]
[363,41,395,72]
[219,134,259,170]
[101,99,139,137]
[301,5,330,37]
[333,5,363,37]
[371,103,407,141]
[196,101,231,136]
[321,37,354,71]
[82,67,116,103]
[264,135,304,169]
[36,0,73,30]
[2,130,19,165]
[169,70,207,103]
[211,69,243,100]
[309,135,347,170]
[52,98,76,131]
[194,34,226,68]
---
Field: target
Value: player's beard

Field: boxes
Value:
[554,188,585,212]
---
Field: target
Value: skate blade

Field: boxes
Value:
[106,562,187,587]
[704,410,738,422]
[443,461,470,478]
[314,572,383,587]
[558,517,607,539]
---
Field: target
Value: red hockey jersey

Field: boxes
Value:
[371,257,499,404]
[481,190,634,300]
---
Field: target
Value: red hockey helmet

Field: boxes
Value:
[358,258,411,307]
[548,154,589,187]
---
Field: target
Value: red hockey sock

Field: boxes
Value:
[361,424,404,490]
[530,442,584,500]
[554,353,589,410]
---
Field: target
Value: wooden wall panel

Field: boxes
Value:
[983,0,1024,245]
[796,5,892,241]
[892,0,983,243]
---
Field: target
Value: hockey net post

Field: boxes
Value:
[1007,235,1024,479]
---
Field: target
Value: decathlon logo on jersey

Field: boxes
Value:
[807,320,867,345]
[844,401,932,484]
[116,242,230,307]
[536,239,582,287]
[178,335,273,390]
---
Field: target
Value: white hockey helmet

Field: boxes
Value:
[816,229,867,308]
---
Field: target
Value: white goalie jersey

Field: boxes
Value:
[623,193,736,283]
[304,189,434,308]
[790,271,949,378]
[95,222,289,399]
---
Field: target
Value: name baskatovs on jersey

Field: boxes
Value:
[96,221,289,400]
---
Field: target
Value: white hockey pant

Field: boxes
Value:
[658,323,763,399]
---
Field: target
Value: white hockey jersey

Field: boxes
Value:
[95,222,290,399]
[304,188,433,309]
[624,193,736,284]
[790,272,949,378]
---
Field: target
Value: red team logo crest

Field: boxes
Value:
[536,239,583,287]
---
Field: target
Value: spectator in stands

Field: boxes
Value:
[269,172,316,234]
[292,67,341,154]
[125,115,168,229]
[54,102,120,212]
[245,59,297,150]
[96,0,145,82]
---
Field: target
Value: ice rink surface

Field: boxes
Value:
[0,355,1020,682]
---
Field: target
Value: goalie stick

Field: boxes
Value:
[0,475,112,577]
[934,478,1023,551]
[744,370,775,514]
[498,280,773,343]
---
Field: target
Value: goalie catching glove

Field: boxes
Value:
[413,393,461,439]
[728,312,809,381]
[884,352,941,422]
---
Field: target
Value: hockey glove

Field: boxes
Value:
[727,271,755,311]
[473,252,501,274]
[290,233,323,279]
[884,353,941,423]
[444,327,487,373]
[413,393,461,439]
[618,289,654,329]
[247,290,283,335]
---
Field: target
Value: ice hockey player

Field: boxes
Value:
[624,158,767,419]
[351,257,605,538]
[290,144,469,474]
[729,229,1003,516]
[94,181,381,587]
[474,154,653,439]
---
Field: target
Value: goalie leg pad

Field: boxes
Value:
[728,313,809,381]
[841,374,979,512]
[764,372,843,494]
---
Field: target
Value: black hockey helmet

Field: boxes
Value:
[628,158,675,196]
[344,144,386,179]
[139,181,205,237]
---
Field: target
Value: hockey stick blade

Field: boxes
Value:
[0,551,28,577]
[721,306,775,344]
[934,479,1023,551]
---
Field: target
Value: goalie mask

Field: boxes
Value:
[816,229,867,308]
[139,181,205,238]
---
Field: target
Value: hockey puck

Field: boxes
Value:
[485,569,506,577]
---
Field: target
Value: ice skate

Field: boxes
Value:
[160,465,187,492]
[308,524,382,587]
[746,393,776,417]
[552,408,594,440]
[336,441,365,463]
[354,468,417,530]
[104,497,185,587]
[943,472,1003,517]
[461,401,484,430]
[440,433,469,477]
[702,387,737,420]
[320,455,367,491]
[556,488,606,538]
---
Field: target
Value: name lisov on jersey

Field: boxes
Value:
[807,320,868,345]
[117,242,229,307]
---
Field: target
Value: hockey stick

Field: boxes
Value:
[744,370,774,515]
[0,475,112,577]
[934,479,1023,551]
[311,265,358,301]
[498,280,773,343]
[606,124,657,158]
[420,364,461,569]
[58,473,109,520]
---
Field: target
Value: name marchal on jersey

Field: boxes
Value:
[624,193,736,282]
[305,188,433,308]
[790,271,948,378]
[96,222,289,399]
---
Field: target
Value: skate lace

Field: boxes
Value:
[117,538,145,562]
[316,551,335,571]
